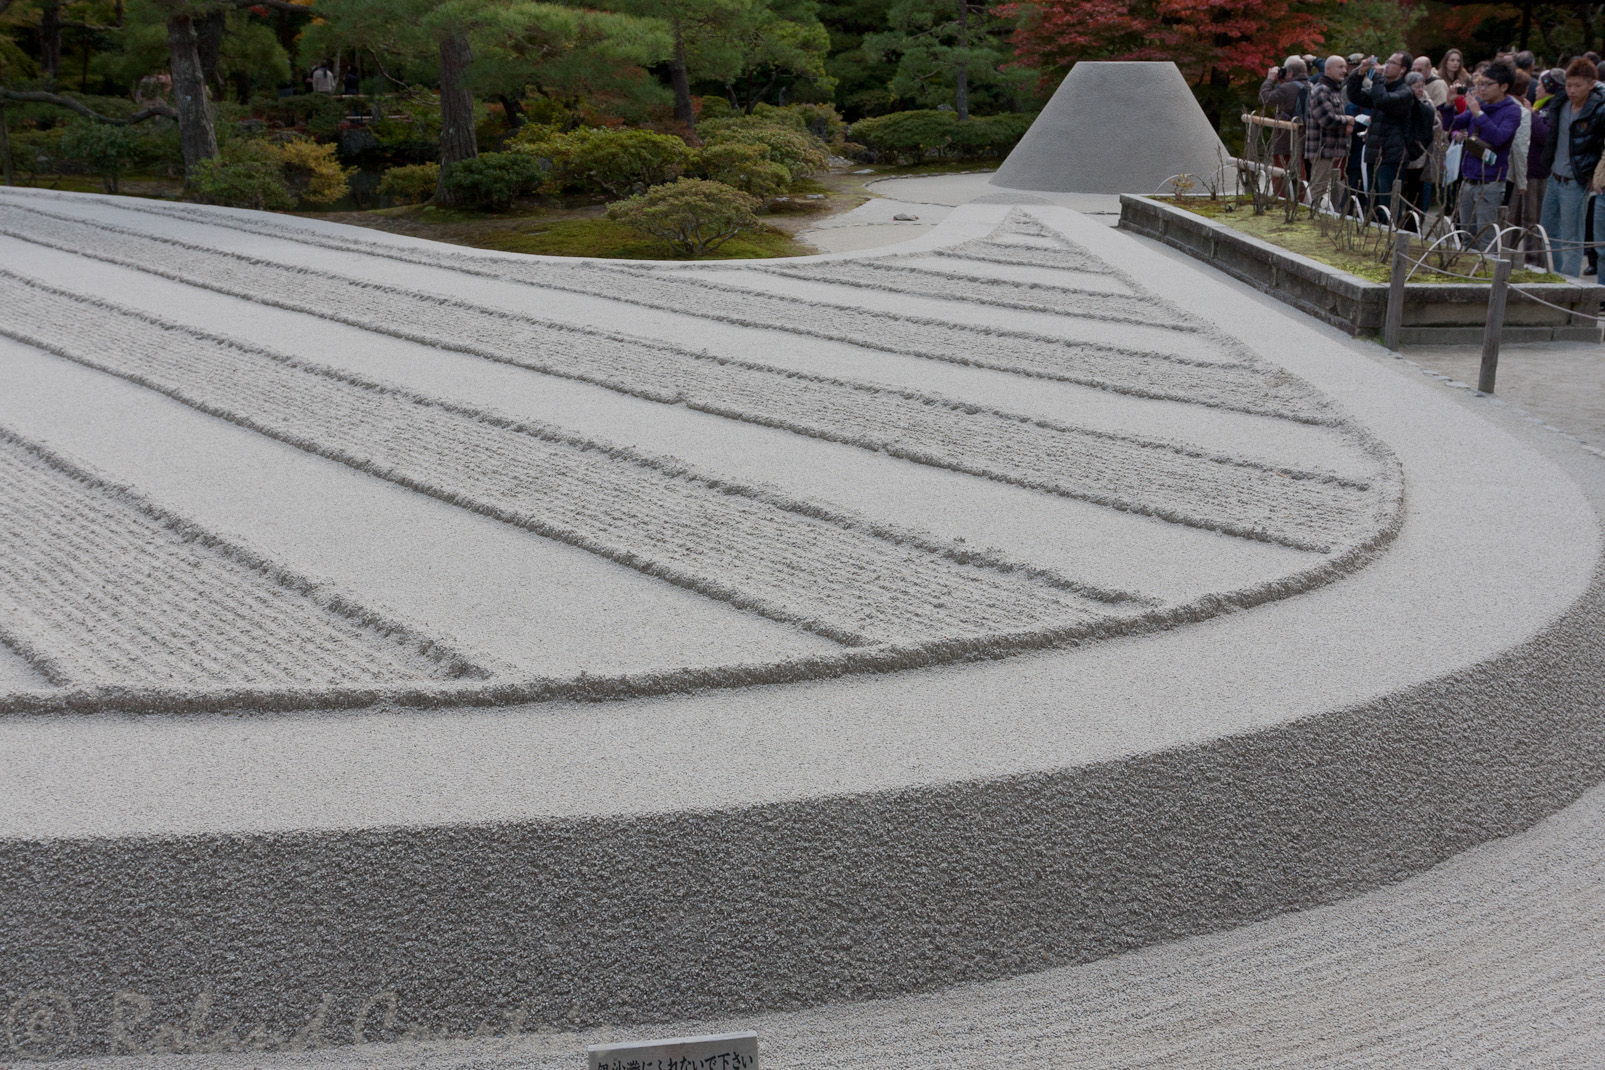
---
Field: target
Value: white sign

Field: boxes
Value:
[587,1030,759,1070]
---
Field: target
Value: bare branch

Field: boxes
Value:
[0,88,177,124]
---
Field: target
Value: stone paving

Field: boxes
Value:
[1402,341,1605,454]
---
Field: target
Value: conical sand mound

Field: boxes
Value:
[991,61,1231,194]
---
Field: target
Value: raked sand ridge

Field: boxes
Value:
[0,185,1601,1064]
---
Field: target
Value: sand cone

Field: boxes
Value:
[991,61,1231,194]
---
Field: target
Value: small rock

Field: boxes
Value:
[853,168,875,174]
[805,193,825,200]
[893,213,919,221]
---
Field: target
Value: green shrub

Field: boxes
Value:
[697,120,827,181]
[696,95,736,121]
[377,162,441,204]
[948,112,1037,158]
[514,126,691,198]
[132,120,185,176]
[189,139,294,210]
[847,110,1037,165]
[8,127,63,181]
[607,177,761,257]
[692,142,791,199]
[847,110,958,165]
[57,120,142,193]
[277,92,350,140]
[750,102,845,141]
[442,150,544,209]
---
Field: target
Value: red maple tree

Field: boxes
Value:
[1002,0,1334,88]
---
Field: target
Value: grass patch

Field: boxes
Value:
[476,216,810,259]
[1164,197,1566,285]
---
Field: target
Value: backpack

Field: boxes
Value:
[1294,81,1312,127]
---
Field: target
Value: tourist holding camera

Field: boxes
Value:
[1446,62,1522,249]
[1346,53,1417,224]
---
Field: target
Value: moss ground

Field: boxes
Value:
[1166,197,1565,285]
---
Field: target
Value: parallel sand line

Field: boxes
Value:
[0,318,1404,713]
[932,237,1119,272]
[747,257,1185,327]
[0,197,1335,422]
[0,277,1139,649]
[0,214,1387,550]
[0,428,486,689]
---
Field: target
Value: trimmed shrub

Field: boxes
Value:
[278,137,353,205]
[847,110,958,165]
[692,142,791,199]
[697,120,828,181]
[514,126,691,198]
[750,101,845,141]
[189,139,294,210]
[847,110,1038,165]
[948,112,1037,158]
[607,178,761,257]
[442,151,544,209]
[57,120,141,193]
[377,162,441,204]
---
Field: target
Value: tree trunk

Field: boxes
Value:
[432,32,478,205]
[669,27,694,129]
[166,13,218,178]
[39,2,63,83]
[196,7,227,103]
[0,104,14,187]
[497,93,526,131]
[954,0,969,120]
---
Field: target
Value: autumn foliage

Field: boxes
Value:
[1002,0,1334,87]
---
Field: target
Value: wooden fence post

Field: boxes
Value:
[1385,231,1411,350]
[1479,258,1513,394]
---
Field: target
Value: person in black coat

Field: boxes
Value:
[1347,51,1418,223]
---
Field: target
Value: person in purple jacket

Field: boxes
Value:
[1447,61,1523,249]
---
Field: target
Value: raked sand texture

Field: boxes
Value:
[0,188,1601,1063]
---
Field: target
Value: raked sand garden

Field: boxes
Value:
[1,182,1603,1065]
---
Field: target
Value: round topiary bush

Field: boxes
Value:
[276,137,354,205]
[846,110,958,165]
[606,177,761,257]
[377,162,442,205]
[697,119,828,181]
[189,139,295,210]
[441,151,545,210]
[512,127,692,198]
[692,142,792,199]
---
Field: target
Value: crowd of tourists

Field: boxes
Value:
[1258,47,1605,276]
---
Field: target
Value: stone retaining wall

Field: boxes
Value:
[1119,194,1605,344]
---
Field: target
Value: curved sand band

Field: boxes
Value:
[0,189,1602,1059]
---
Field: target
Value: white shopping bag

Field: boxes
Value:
[1443,141,1463,185]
